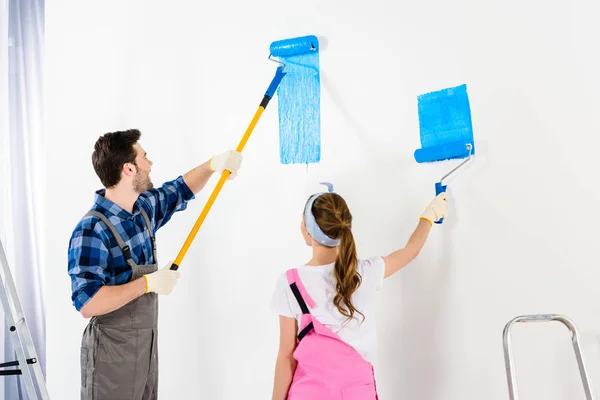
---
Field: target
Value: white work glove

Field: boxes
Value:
[210,150,242,180]
[143,261,181,295]
[420,192,449,225]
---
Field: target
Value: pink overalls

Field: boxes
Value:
[286,269,379,400]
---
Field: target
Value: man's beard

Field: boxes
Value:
[133,170,153,193]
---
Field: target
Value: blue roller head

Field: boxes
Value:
[270,35,319,57]
[414,140,473,163]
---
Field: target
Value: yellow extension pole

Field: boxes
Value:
[169,66,285,271]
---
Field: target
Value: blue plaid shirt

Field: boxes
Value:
[68,176,195,311]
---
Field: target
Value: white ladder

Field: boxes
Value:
[503,314,595,399]
[0,238,50,399]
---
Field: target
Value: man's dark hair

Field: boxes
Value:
[92,129,141,188]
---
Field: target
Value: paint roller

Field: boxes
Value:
[170,35,319,271]
[414,142,473,224]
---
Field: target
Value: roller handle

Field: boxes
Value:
[265,66,286,98]
[435,181,447,224]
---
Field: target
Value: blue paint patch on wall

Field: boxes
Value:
[276,48,321,164]
[414,84,475,163]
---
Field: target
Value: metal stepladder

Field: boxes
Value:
[0,238,50,399]
[503,314,595,400]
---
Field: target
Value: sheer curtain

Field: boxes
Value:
[0,0,11,395]
[0,0,46,399]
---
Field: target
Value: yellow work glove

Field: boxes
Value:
[420,192,449,225]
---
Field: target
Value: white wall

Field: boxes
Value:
[45,0,600,399]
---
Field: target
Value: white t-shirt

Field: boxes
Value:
[270,256,386,365]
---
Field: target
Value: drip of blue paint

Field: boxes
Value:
[276,51,321,164]
[414,84,475,163]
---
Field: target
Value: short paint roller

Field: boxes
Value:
[170,35,318,271]
[430,143,472,224]
[414,142,473,224]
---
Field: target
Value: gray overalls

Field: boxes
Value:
[80,208,159,400]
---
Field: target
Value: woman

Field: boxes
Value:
[270,183,448,399]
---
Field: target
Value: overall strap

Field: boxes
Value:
[85,211,137,269]
[286,269,316,341]
[139,208,156,262]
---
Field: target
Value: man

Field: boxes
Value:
[68,129,242,400]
